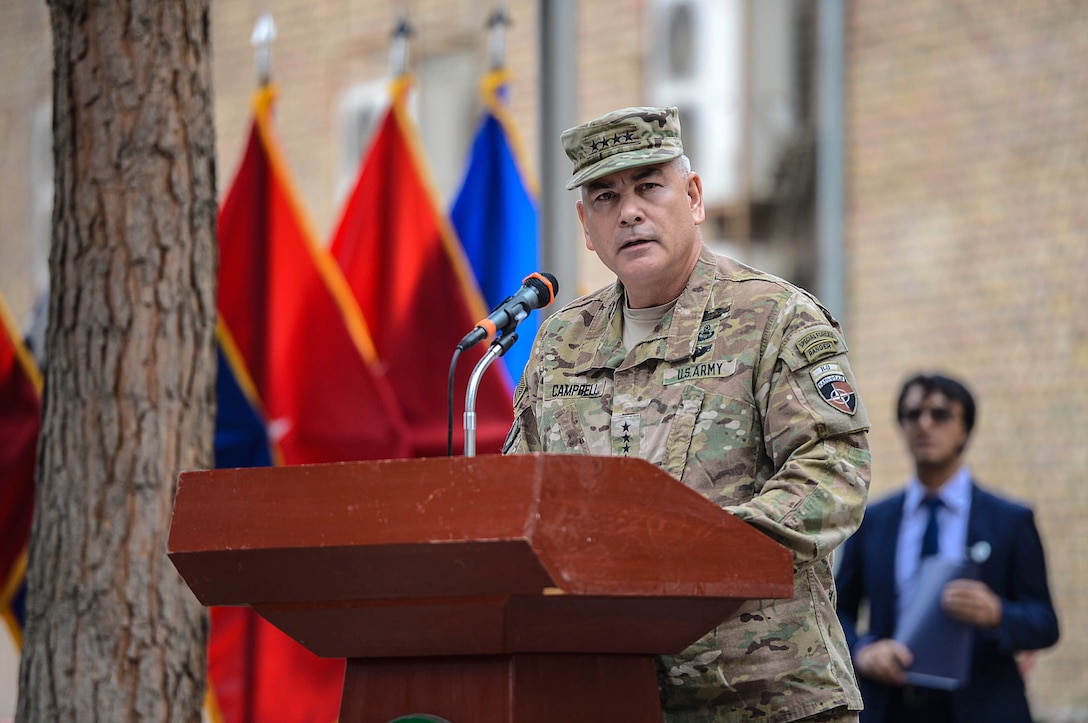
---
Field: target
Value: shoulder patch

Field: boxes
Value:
[810,362,857,415]
[795,329,840,364]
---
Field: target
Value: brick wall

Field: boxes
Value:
[847,3,1088,719]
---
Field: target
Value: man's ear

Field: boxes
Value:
[688,172,706,225]
[576,199,594,251]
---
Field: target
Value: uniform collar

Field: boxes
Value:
[584,245,723,371]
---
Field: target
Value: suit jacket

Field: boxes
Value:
[835,480,1059,722]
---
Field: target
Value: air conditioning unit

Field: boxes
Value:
[645,0,745,206]
[644,0,799,206]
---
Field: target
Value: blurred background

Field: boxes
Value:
[1,1,1085,720]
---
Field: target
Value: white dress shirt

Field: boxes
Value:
[895,466,972,617]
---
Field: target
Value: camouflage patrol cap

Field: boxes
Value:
[561,106,684,190]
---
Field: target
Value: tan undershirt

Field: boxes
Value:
[622,295,678,351]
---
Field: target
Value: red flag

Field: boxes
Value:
[210,84,413,723]
[330,76,514,457]
[218,84,411,466]
[206,607,347,723]
[0,291,40,647]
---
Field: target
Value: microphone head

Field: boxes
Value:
[523,271,559,308]
[541,272,559,298]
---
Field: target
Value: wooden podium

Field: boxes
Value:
[168,454,792,723]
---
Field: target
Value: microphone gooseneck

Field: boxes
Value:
[450,271,559,457]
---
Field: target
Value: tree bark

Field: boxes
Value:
[17,1,217,720]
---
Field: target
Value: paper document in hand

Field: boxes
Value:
[894,557,979,690]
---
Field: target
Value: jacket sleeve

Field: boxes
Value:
[724,291,872,569]
[990,507,1060,652]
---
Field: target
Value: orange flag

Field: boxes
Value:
[211,84,412,723]
[0,291,41,647]
[330,76,513,457]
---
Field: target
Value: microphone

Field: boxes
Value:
[457,272,559,351]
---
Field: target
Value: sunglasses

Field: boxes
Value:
[901,407,955,424]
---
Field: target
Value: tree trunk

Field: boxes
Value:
[17,1,217,720]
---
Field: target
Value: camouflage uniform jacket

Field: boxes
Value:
[504,246,871,722]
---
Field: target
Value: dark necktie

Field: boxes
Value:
[920,497,942,558]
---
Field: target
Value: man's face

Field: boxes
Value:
[898,385,969,469]
[575,160,705,308]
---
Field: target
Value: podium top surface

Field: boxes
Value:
[169,454,792,606]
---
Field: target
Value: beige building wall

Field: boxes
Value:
[847,3,1088,719]
[0,3,52,334]
[2,1,1087,720]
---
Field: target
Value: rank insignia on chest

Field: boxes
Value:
[612,413,640,457]
[810,362,857,415]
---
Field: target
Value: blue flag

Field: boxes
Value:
[214,325,274,470]
[451,70,540,385]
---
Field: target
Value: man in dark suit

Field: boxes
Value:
[835,373,1059,722]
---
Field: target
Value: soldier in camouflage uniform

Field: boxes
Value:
[503,107,871,722]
